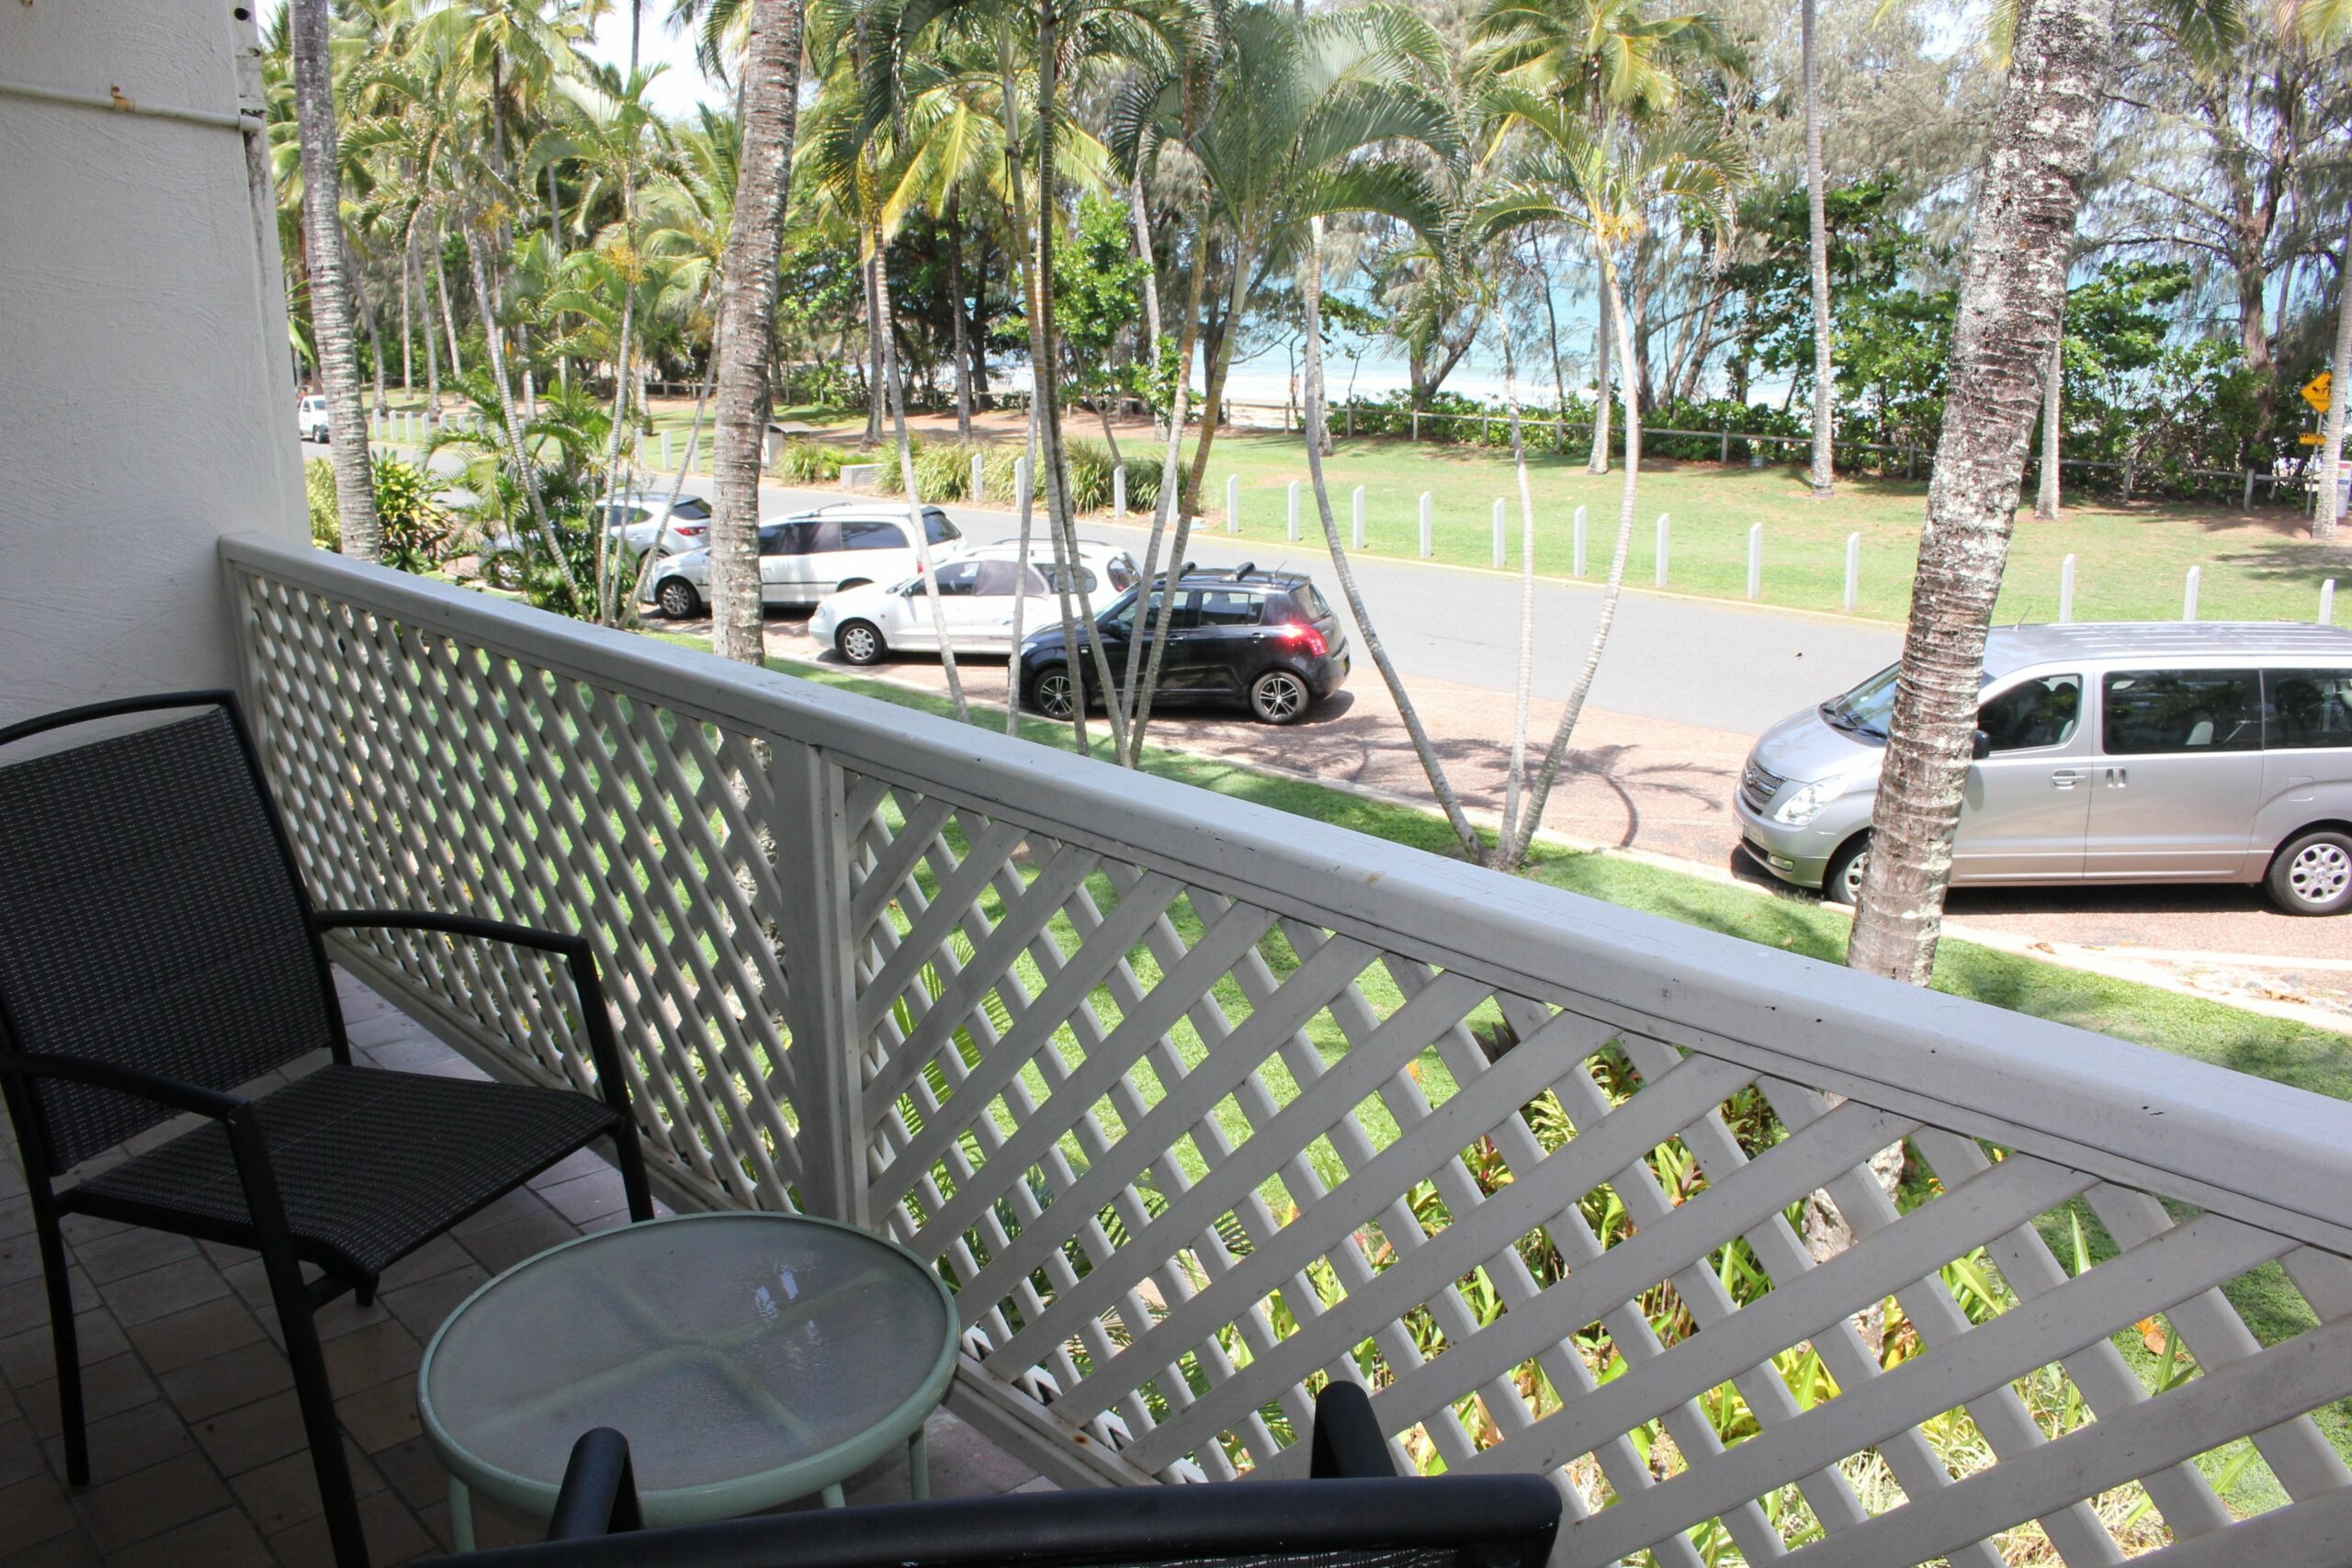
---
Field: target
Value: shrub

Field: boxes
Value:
[371,456,453,572]
[772,440,853,484]
[306,457,338,550]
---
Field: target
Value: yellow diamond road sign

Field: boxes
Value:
[2306,372,2334,414]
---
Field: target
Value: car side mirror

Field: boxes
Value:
[1972,728,1992,761]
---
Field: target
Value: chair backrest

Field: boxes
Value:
[421,1473,1566,1568]
[0,697,338,1173]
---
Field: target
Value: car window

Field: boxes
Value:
[669,498,711,520]
[2265,669,2352,750]
[1038,563,1098,595]
[1107,589,1196,633]
[1106,556,1138,591]
[1978,673,2081,752]
[756,524,792,556]
[929,561,981,596]
[974,559,1026,596]
[924,510,961,546]
[2101,670,2262,754]
[1195,589,1263,627]
[842,518,904,551]
[1299,583,1333,619]
[806,520,843,553]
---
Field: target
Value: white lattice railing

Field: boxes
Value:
[220,536,2352,1566]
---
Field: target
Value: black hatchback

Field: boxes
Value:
[1017,565,1351,725]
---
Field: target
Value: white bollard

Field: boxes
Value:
[1654,513,1670,587]
[1351,486,1365,549]
[2322,579,2337,626]
[972,452,987,505]
[1227,474,1240,535]
[1842,532,1860,613]
[2059,553,2076,622]
[1419,492,1432,558]
[1492,499,1506,568]
[2183,565,2200,623]
[1114,464,1127,523]
[661,430,673,468]
[1747,522,1762,600]
[1572,505,1587,578]
[1287,479,1301,542]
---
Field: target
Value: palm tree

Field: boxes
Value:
[710,0,809,667]
[1473,93,1747,870]
[1844,0,2125,983]
[292,0,384,563]
[1801,0,1833,499]
[2290,0,2349,542]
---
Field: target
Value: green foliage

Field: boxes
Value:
[369,456,453,572]
[431,375,636,621]
[772,440,855,484]
[305,457,339,550]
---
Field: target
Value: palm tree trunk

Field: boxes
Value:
[1006,402,1039,736]
[360,273,390,420]
[1499,323,1538,855]
[1128,164,1166,436]
[2035,336,2062,519]
[948,192,974,439]
[1502,247,1645,870]
[291,0,382,563]
[1804,0,1835,500]
[400,246,414,395]
[710,0,808,667]
[1182,247,1248,529]
[413,230,444,420]
[465,227,586,609]
[1122,209,1209,751]
[2314,199,2351,543]
[862,253,886,446]
[434,243,466,385]
[1588,281,1611,475]
[876,241,971,720]
[1847,0,2114,986]
[1301,219,1482,859]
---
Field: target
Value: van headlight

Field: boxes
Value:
[1771,777,1846,826]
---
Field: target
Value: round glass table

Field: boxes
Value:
[418,1212,957,1545]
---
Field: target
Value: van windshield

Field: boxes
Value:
[1822,662,1992,739]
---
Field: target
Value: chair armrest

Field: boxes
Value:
[1309,1382,1397,1479]
[547,1428,641,1540]
[311,909,637,1120]
[0,1053,245,1121]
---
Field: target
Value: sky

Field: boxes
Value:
[578,5,730,118]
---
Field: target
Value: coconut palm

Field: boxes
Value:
[291,0,384,564]
[1801,0,1833,498]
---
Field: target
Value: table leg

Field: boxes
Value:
[448,1475,477,1551]
[910,1423,930,1501]
[822,1483,846,1508]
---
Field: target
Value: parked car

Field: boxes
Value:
[297,394,329,444]
[1015,564,1350,726]
[1734,622,2352,915]
[599,490,712,556]
[643,503,966,619]
[811,540,1139,664]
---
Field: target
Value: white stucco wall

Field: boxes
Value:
[0,3,310,731]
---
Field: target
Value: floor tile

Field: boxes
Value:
[157,1341,291,1425]
[124,1297,262,1377]
[187,1391,306,1478]
[380,1265,490,1345]
[226,1440,381,1535]
[455,1210,579,1277]
[92,1259,227,1330]
[66,1231,197,1289]
[76,1450,230,1553]
[0,1314,125,1395]
[101,1506,272,1568]
[37,1399,191,1487]
[17,1356,156,1441]
[320,1323,420,1396]
[331,1378,420,1456]
[265,1487,433,1568]
[0,1475,76,1556]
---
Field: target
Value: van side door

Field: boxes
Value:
[2084,667,2265,879]
[1951,670,2091,882]
[2256,665,2352,864]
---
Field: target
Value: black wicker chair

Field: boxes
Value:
[418,1385,1564,1568]
[0,693,654,1568]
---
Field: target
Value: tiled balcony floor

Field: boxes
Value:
[0,972,1042,1566]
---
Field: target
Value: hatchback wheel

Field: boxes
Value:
[1029,668,1079,720]
[2266,829,2352,916]
[657,578,703,619]
[1249,670,1310,725]
[836,620,885,665]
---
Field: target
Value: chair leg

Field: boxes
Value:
[28,1195,86,1486]
[613,1128,655,1224]
[263,1260,369,1567]
[353,1275,378,1309]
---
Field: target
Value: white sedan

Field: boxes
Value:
[811,540,1138,664]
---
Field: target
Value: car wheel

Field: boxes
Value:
[1823,835,1871,907]
[1249,670,1311,725]
[657,578,703,619]
[1028,667,1079,720]
[2265,829,2352,916]
[836,620,885,665]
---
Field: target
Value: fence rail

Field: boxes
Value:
[223,534,2352,1563]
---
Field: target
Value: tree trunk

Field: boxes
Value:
[291,0,381,562]
[1129,164,1164,394]
[863,252,886,446]
[710,0,807,667]
[1499,326,1537,854]
[413,229,444,420]
[465,228,585,608]
[1804,0,1835,500]
[2035,335,2062,520]
[2314,200,2350,543]
[400,250,413,394]
[1182,247,1250,536]
[360,273,390,420]
[948,192,974,439]
[434,243,465,384]
[1847,0,2115,985]
[876,241,971,719]
[1124,210,1211,754]
[1300,219,1481,858]
[1588,282,1611,474]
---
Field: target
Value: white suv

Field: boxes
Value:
[297,394,329,444]
[642,503,966,619]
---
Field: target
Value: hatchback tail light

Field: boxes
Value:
[675,523,707,537]
[1280,622,1328,659]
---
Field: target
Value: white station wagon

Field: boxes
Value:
[810,539,1139,664]
[642,504,965,620]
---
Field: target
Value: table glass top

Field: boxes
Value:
[422,1213,955,1493]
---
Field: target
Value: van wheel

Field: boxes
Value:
[657,578,703,619]
[2266,829,2352,915]
[836,620,885,665]
[1823,835,1870,907]
[1250,670,1310,725]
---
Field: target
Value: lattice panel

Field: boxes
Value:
[843,774,2352,1566]
[235,570,809,1213]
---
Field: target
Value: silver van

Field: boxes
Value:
[1733,623,2352,915]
